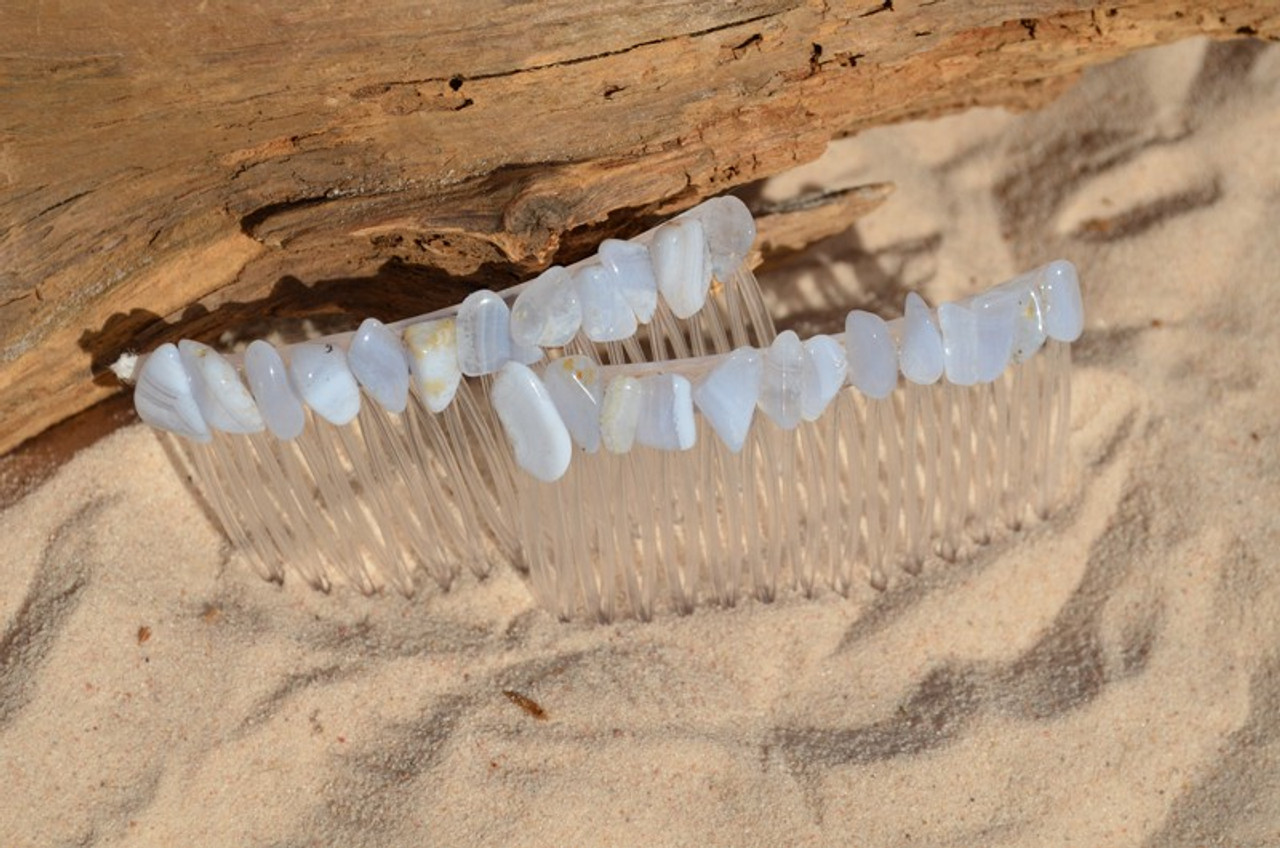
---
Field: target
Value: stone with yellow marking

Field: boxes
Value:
[404,318,462,413]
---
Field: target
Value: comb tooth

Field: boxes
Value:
[1041,340,1072,516]
[884,395,910,566]
[451,381,524,561]
[397,404,476,581]
[932,384,955,562]
[901,386,925,571]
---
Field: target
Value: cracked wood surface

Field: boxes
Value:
[1,0,1276,453]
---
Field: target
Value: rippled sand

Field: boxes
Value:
[2,37,1278,847]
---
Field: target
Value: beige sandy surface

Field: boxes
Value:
[3,37,1279,847]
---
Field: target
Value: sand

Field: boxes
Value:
[3,36,1279,847]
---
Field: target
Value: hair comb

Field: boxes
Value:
[117,196,1084,622]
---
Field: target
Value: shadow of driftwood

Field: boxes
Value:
[78,258,518,390]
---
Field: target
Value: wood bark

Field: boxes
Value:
[1,0,1275,453]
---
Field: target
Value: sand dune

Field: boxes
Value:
[2,37,1278,847]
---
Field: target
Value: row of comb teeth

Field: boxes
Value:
[488,260,1082,482]
[126,197,760,443]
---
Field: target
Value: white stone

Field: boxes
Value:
[456,289,512,376]
[649,218,711,319]
[970,286,1020,383]
[575,262,639,342]
[634,374,696,451]
[1011,284,1048,363]
[758,330,806,430]
[936,303,980,386]
[845,311,898,399]
[510,266,581,348]
[403,318,462,413]
[491,361,572,483]
[801,334,847,421]
[133,343,211,442]
[178,340,264,434]
[542,355,604,452]
[600,376,643,454]
[899,292,945,385]
[692,347,762,453]
[599,238,659,323]
[989,272,1047,363]
[689,195,756,280]
[245,340,306,440]
[510,334,545,366]
[348,318,410,414]
[288,341,361,426]
[1040,259,1084,342]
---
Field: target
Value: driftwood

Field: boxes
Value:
[1,0,1276,453]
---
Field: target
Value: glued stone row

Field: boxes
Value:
[130,197,756,442]
[127,196,1084,485]
[490,260,1083,481]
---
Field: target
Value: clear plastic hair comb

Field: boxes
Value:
[119,196,1084,621]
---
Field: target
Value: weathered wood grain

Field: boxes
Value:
[1,0,1275,452]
